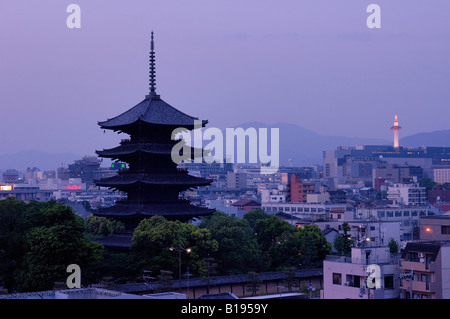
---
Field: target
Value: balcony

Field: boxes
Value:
[401,279,430,292]
[399,260,432,272]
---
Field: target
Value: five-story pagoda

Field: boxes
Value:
[94,33,214,246]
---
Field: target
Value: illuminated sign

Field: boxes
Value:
[62,185,82,190]
[111,163,127,169]
[0,185,13,191]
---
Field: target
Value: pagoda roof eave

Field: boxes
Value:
[95,143,205,159]
[98,97,208,130]
[95,174,212,187]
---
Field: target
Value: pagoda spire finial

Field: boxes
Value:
[147,31,159,99]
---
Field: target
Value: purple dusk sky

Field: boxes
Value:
[0,1,449,156]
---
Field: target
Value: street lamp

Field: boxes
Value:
[169,245,192,293]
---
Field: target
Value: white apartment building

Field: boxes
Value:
[354,205,433,242]
[262,202,351,222]
[322,246,401,299]
[387,182,427,206]
[347,221,401,248]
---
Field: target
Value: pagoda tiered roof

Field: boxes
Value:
[94,201,214,220]
[98,97,208,130]
[95,172,211,187]
[96,141,204,159]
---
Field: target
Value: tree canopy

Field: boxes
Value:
[0,198,103,292]
[130,216,218,278]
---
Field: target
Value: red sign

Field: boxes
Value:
[62,185,82,190]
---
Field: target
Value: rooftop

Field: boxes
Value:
[98,97,207,130]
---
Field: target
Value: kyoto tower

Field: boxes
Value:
[390,113,402,148]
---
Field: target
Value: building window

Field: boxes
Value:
[346,275,361,288]
[442,226,450,234]
[395,211,402,217]
[408,252,419,262]
[333,273,342,285]
[384,275,394,289]
[387,212,393,218]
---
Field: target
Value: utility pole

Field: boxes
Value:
[169,245,191,293]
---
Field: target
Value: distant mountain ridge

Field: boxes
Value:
[0,150,82,171]
[0,125,448,171]
[400,129,450,148]
[226,122,391,166]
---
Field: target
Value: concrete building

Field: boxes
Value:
[419,215,450,242]
[287,174,315,203]
[354,205,433,242]
[372,163,423,189]
[322,246,400,299]
[227,172,247,189]
[347,221,401,248]
[260,187,286,203]
[262,202,350,222]
[323,145,450,187]
[434,168,450,184]
[399,242,450,299]
[387,182,427,206]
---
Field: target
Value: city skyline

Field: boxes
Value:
[1,1,450,157]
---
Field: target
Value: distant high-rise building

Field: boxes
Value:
[391,113,402,148]
[226,172,247,189]
[68,156,101,184]
[323,145,450,187]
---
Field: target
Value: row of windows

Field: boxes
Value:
[263,206,326,213]
[377,210,427,218]
[332,273,395,289]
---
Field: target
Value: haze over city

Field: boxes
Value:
[1,1,449,156]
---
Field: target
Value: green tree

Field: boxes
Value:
[297,225,332,268]
[0,197,27,292]
[246,271,262,296]
[388,238,399,254]
[199,211,264,274]
[131,216,218,279]
[85,215,125,237]
[253,216,331,270]
[155,270,174,293]
[282,267,299,292]
[16,204,103,292]
[333,222,353,255]
[0,199,103,292]
[419,177,437,190]
[243,209,271,229]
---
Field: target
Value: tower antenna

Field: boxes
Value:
[147,31,159,99]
